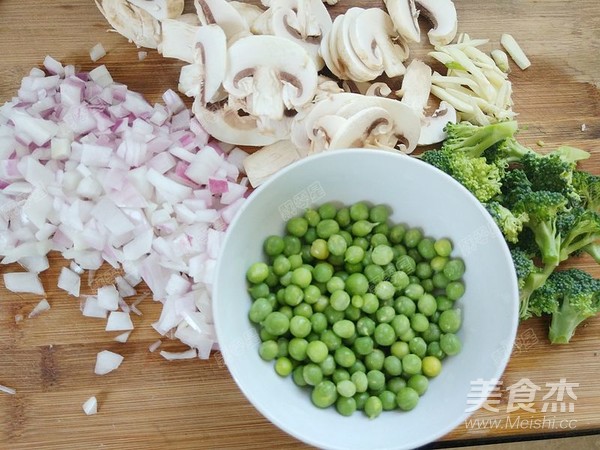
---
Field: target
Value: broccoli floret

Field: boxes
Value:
[500,169,532,209]
[557,207,600,262]
[484,137,535,166]
[511,247,556,319]
[486,201,529,243]
[421,150,503,202]
[572,170,600,212]
[441,120,519,157]
[515,190,568,266]
[521,152,578,201]
[583,242,600,263]
[542,269,600,344]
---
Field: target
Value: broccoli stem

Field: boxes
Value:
[461,121,519,157]
[531,222,561,266]
[549,305,587,344]
[519,263,556,319]
[584,243,600,263]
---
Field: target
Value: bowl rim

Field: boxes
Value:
[214,148,519,450]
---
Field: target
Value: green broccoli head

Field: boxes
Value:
[500,169,532,209]
[510,247,555,319]
[572,170,600,213]
[441,120,519,158]
[521,152,578,201]
[545,269,600,344]
[484,137,535,166]
[486,201,529,243]
[557,207,600,262]
[420,149,452,174]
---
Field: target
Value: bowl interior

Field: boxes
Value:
[214,149,519,450]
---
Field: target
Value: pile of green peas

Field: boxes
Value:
[246,201,464,418]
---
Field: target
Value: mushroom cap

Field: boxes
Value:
[194,0,249,42]
[192,98,290,146]
[223,35,318,114]
[416,0,458,46]
[95,0,161,49]
[128,0,185,21]
[418,101,457,145]
[384,0,420,43]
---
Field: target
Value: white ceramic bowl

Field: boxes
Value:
[214,149,519,450]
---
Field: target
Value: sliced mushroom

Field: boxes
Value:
[418,101,457,145]
[178,24,227,104]
[348,8,408,78]
[366,82,392,97]
[177,13,201,25]
[192,98,290,146]
[194,0,249,42]
[384,0,420,43]
[415,0,457,46]
[229,1,264,29]
[95,0,161,49]
[159,19,200,63]
[127,0,184,21]
[398,59,432,117]
[243,140,306,187]
[222,35,318,123]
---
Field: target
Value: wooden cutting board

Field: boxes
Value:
[1,1,599,449]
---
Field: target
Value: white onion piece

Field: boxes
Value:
[57,267,81,297]
[105,311,134,331]
[82,396,98,415]
[28,298,50,318]
[94,350,123,375]
[159,348,198,360]
[90,43,106,62]
[148,340,162,352]
[0,61,248,360]
[114,331,131,343]
[15,314,24,323]
[3,272,45,295]
[0,384,16,395]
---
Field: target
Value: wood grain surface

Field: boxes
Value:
[1,1,599,449]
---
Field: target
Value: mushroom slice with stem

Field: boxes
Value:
[192,98,290,146]
[366,82,392,97]
[415,0,457,46]
[243,140,306,187]
[229,1,264,29]
[127,0,185,21]
[327,106,395,150]
[418,101,457,145]
[349,8,408,78]
[223,35,318,124]
[159,19,200,63]
[384,0,420,43]
[397,59,432,117]
[194,0,249,42]
[96,0,161,49]
[178,24,227,104]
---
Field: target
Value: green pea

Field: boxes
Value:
[246,262,269,284]
[320,354,336,376]
[421,279,434,293]
[407,374,429,396]
[264,235,285,256]
[417,238,436,260]
[349,202,369,221]
[367,370,386,392]
[313,295,329,313]
[394,296,416,316]
[440,333,462,356]
[324,306,344,324]
[304,208,320,226]
[327,234,347,256]
[288,338,308,361]
[378,390,397,411]
[282,235,302,256]
[332,368,350,384]
[404,228,423,248]
[316,219,339,240]
[410,313,429,333]
[351,220,378,237]
[422,356,442,377]
[326,276,345,293]
[386,377,407,394]
[336,397,357,417]
[415,262,433,279]
[272,255,291,276]
[399,328,416,343]
[292,366,307,386]
[321,330,342,351]
[396,387,419,411]
[364,396,383,419]
[345,262,363,274]
[391,341,410,359]
[421,323,442,343]
[434,238,453,257]
[370,233,389,248]
[310,312,328,334]
[404,283,424,300]
[364,264,385,284]
[330,290,351,311]
[264,312,290,336]
[351,371,369,393]
[333,320,356,339]
[303,363,323,386]
[430,256,448,272]
[365,349,385,371]
[409,337,427,358]
[334,207,350,227]
[345,273,369,295]
[417,293,437,316]
[334,346,356,368]
[395,255,416,274]
[427,341,446,360]
[374,307,393,325]
[336,379,357,398]
[391,314,410,336]
[311,380,338,408]
[310,239,329,260]
[353,336,374,356]
[439,309,462,333]
[277,337,289,357]
[313,262,334,283]
[301,245,314,264]
[288,254,302,270]
[279,272,292,287]
[446,281,465,300]
[283,284,303,306]
[355,392,369,411]
[349,360,366,375]
[375,281,395,300]
[432,272,450,289]
[443,259,465,281]
[383,355,403,376]
[290,315,312,338]
[407,249,423,263]
[356,316,376,336]
[275,357,293,376]
[401,354,422,375]
[306,340,329,363]
[390,271,410,290]
[344,245,364,264]
[436,295,453,312]
[361,293,379,314]
[260,328,276,342]
[249,298,272,323]
[344,305,361,322]
[389,224,407,244]
[259,340,278,361]
[372,245,394,266]
[367,204,389,222]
